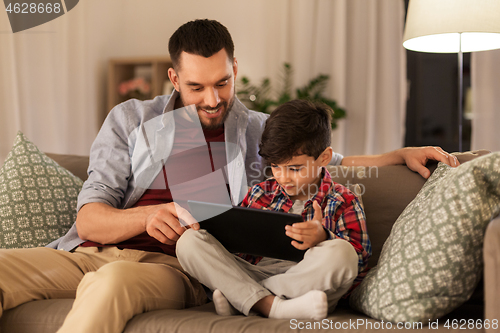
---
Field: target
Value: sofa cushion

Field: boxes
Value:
[349,152,500,323]
[0,298,484,333]
[45,153,89,182]
[0,132,83,249]
[327,150,490,268]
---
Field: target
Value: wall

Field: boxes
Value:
[0,0,406,164]
[0,0,296,163]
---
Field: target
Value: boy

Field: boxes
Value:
[176,99,371,320]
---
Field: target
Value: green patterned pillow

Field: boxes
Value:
[350,152,500,323]
[0,131,83,248]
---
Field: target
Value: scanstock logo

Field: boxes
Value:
[4,0,79,33]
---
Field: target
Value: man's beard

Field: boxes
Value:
[179,87,235,130]
[198,98,233,130]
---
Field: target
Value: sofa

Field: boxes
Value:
[1,150,499,333]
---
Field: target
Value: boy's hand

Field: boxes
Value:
[285,201,327,250]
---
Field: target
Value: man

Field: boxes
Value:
[0,19,459,333]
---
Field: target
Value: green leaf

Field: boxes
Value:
[237,62,347,128]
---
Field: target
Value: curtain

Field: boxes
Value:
[261,0,407,156]
[471,50,500,152]
[0,1,97,162]
[0,0,406,164]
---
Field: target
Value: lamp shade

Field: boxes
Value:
[403,0,500,53]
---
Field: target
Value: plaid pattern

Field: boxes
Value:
[239,168,371,278]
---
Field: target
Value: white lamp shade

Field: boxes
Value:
[403,0,500,53]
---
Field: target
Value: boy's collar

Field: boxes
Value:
[310,168,333,207]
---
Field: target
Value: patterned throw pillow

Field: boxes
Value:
[350,152,500,323]
[0,132,83,248]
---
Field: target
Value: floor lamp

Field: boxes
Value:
[403,0,500,152]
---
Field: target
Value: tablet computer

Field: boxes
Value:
[187,200,306,262]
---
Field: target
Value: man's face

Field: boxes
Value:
[168,49,237,130]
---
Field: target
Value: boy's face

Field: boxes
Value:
[168,49,238,130]
[270,148,332,201]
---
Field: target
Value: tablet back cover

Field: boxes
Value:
[188,201,305,261]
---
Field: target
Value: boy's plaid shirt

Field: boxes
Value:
[239,167,371,278]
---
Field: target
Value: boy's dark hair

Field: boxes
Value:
[259,100,333,164]
[168,19,234,70]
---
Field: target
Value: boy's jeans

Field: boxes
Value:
[177,229,358,315]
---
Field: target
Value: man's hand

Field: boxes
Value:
[285,201,327,250]
[145,202,199,245]
[341,146,460,179]
[399,146,460,179]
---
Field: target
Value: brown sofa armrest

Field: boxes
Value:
[45,153,90,182]
[484,214,500,331]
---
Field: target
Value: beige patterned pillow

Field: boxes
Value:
[0,132,83,248]
[350,152,500,323]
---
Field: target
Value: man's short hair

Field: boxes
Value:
[168,19,234,70]
[259,100,333,164]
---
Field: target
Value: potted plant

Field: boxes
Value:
[237,63,346,129]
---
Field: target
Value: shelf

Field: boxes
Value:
[107,56,173,113]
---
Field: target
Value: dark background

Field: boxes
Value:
[404,0,471,152]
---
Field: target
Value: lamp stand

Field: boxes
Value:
[458,33,463,152]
